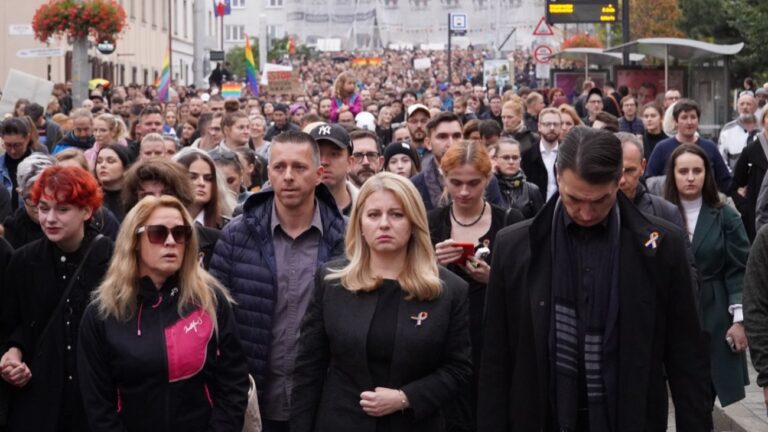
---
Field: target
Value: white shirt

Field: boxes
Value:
[717,119,753,172]
[540,140,559,201]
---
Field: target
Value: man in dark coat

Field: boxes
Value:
[209,131,346,432]
[478,127,712,431]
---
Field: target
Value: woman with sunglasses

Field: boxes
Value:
[78,195,249,431]
[0,166,114,432]
[492,138,543,219]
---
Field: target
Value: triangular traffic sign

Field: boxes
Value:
[533,16,554,36]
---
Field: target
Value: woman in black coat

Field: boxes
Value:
[428,141,522,432]
[730,114,768,241]
[0,166,113,432]
[291,172,472,432]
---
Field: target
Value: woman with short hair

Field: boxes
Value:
[1,166,114,432]
[77,195,249,431]
[291,172,471,432]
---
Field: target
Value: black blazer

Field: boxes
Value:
[477,194,713,431]
[520,143,552,201]
[290,262,472,432]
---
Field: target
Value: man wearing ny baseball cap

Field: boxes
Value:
[309,123,359,216]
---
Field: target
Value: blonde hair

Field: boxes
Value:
[326,172,442,301]
[502,100,524,117]
[55,148,89,170]
[95,113,128,144]
[333,71,356,99]
[92,195,231,325]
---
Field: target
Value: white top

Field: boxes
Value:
[717,119,752,172]
[540,140,559,201]
[680,196,702,242]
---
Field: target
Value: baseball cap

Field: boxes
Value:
[406,103,430,120]
[309,123,350,150]
[587,87,604,99]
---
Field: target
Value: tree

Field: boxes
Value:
[630,0,683,39]
[225,39,259,80]
[678,0,768,83]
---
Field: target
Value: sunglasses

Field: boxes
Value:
[136,225,192,244]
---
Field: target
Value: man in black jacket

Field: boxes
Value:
[616,132,684,231]
[478,127,712,431]
[520,107,560,202]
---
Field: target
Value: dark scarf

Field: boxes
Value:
[423,158,444,209]
[59,131,95,150]
[550,200,621,432]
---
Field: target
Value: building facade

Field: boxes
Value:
[0,0,223,88]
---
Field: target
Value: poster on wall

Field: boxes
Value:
[484,59,514,90]
[551,70,610,104]
[614,67,687,105]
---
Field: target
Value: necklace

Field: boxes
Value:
[450,200,486,227]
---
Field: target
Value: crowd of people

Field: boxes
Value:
[1,49,768,431]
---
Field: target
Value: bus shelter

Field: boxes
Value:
[605,38,744,138]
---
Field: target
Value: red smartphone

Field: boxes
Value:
[454,242,476,264]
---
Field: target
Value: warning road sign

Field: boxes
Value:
[533,16,554,36]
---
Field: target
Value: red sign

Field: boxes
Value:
[533,16,554,36]
[533,45,553,64]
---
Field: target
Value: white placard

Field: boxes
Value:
[414,58,432,70]
[16,47,65,59]
[0,69,55,116]
[9,24,33,36]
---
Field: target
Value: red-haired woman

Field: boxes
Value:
[0,166,114,432]
[426,141,523,431]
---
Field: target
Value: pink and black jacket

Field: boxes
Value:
[77,275,249,431]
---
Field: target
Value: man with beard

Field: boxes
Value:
[347,129,383,188]
[583,88,604,127]
[127,104,165,158]
[310,123,358,215]
[719,91,759,172]
[756,88,768,122]
[188,95,204,119]
[521,108,562,201]
[265,104,299,141]
[406,103,431,161]
[318,97,332,121]
[52,108,95,155]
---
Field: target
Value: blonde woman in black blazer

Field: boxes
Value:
[290,172,472,432]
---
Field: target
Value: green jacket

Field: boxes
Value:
[692,202,750,406]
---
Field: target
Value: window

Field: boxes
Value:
[183,0,188,37]
[232,0,246,7]
[141,0,146,22]
[225,25,245,41]
[161,0,167,30]
[268,0,283,7]
[129,0,135,18]
[208,11,213,37]
[173,0,179,34]
[267,25,284,39]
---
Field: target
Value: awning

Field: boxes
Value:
[604,38,744,91]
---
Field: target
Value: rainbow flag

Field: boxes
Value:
[221,82,242,99]
[157,51,171,102]
[244,34,259,97]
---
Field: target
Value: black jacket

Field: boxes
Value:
[78,276,249,432]
[477,194,713,431]
[730,132,766,241]
[290,263,472,432]
[520,142,554,201]
[2,233,113,432]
